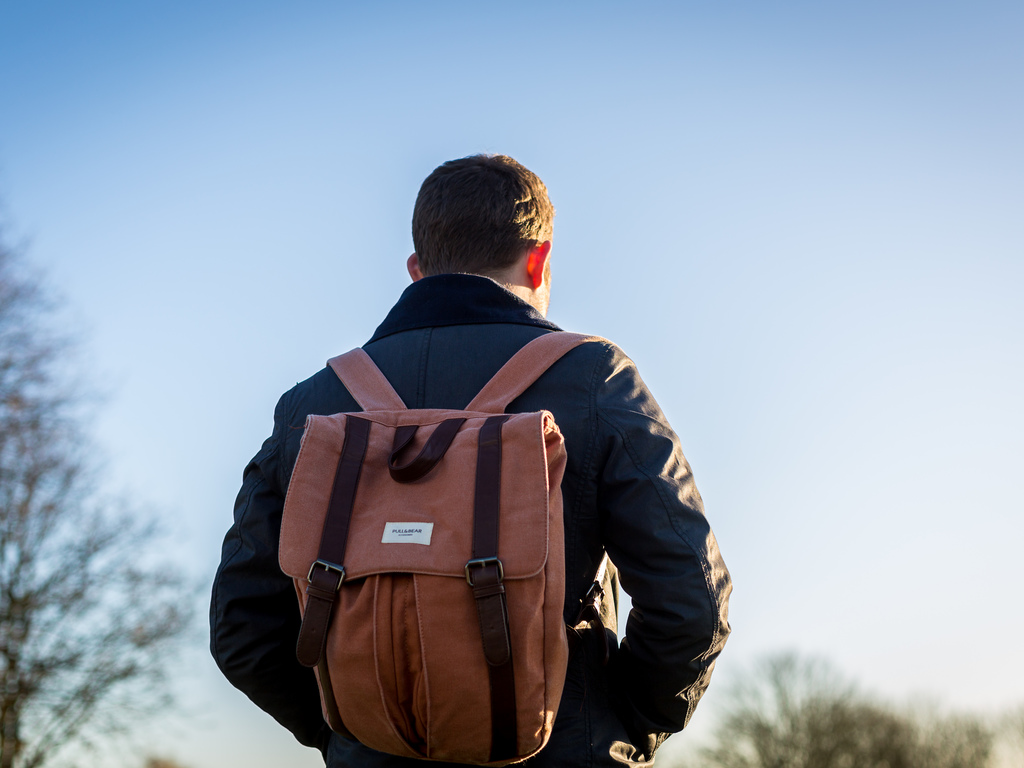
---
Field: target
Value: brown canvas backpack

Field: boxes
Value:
[279,332,601,765]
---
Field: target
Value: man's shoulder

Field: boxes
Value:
[274,364,358,429]
[538,333,637,387]
[271,331,637,424]
[500,332,643,422]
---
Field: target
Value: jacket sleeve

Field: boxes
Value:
[594,344,731,756]
[209,393,330,754]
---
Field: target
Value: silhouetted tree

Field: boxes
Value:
[999,705,1024,766]
[911,712,993,768]
[143,759,190,768]
[0,232,189,768]
[700,653,993,768]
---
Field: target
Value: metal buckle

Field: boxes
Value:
[464,556,504,586]
[307,559,346,591]
[582,579,604,607]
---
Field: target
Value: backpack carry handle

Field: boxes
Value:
[388,418,467,483]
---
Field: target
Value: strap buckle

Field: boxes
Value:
[307,559,346,591]
[464,557,504,586]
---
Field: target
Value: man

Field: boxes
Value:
[211,154,731,766]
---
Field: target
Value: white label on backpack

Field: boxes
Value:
[381,522,434,545]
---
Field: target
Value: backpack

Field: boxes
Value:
[278,331,601,765]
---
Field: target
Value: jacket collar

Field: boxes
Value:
[368,273,562,342]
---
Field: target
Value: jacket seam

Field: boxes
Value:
[212,392,286,667]
[566,342,610,616]
[596,409,722,666]
[276,392,292,491]
[570,342,610,768]
[416,328,432,409]
[210,468,272,667]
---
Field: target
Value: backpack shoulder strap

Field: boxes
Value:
[466,332,606,413]
[328,349,407,411]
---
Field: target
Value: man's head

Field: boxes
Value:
[410,154,554,279]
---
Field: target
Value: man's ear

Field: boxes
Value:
[525,241,551,290]
[407,253,425,282]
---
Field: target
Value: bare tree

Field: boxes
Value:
[0,233,189,768]
[699,653,914,768]
[998,705,1024,767]
[699,653,993,768]
[912,712,993,768]
[142,759,190,768]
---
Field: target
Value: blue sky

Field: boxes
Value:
[2,2,1022,766]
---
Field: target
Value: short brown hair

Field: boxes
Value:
[412,154,554,276]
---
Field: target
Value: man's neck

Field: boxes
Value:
[494,280,548,317]
[483,267,550,317]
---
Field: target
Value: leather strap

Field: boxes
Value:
[328,349,406,411]
[466,415,517,762]
[317,656,354,739]
[388,418,466,483]
[296,416,371,668]
[471,416,509,564]
[465,332,605,413]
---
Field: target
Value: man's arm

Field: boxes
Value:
[594,345,732,756]
[209,394,330,754]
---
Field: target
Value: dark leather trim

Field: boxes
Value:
[388,418,466,483]
[471,415,509,561]
[318,416,371,566]
[317,656,354,739]
[295,417,370,668]
[469,414,518,762]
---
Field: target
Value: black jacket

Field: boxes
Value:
[210,274,731,767]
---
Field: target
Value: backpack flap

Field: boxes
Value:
[279,409,563,584]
